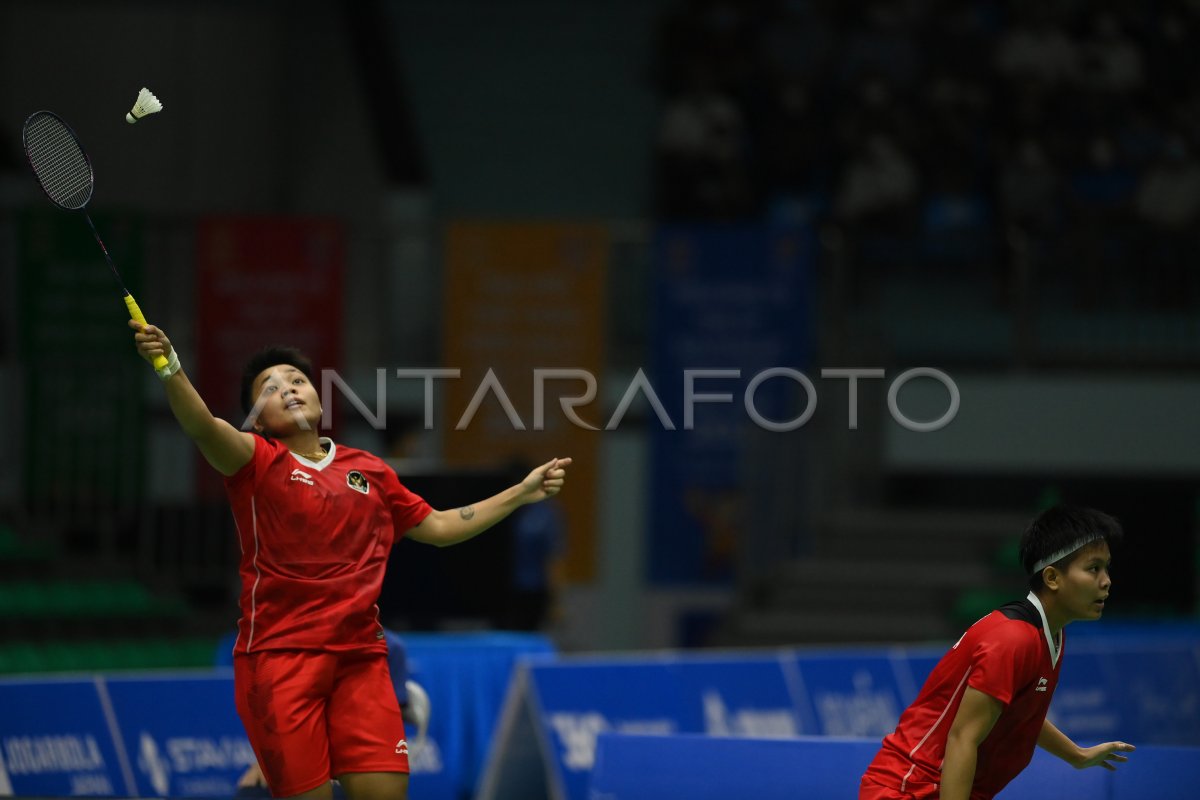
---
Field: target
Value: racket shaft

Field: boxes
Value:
[124,294,169,370]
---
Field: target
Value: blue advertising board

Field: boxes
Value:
[588,734,1198,800]
[102,673,253,798]
[0,678,133,797]
[787,651,908,737]
[480,636,1200,800]
[1053,640,1200,746]
[590,733,879,800]
[487,654,804,800]
[403,632,555,800]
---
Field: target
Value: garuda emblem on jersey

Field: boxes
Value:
[346,470,370,495]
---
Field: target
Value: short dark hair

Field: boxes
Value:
[240,346,316,414]
[1019,506,1123,592]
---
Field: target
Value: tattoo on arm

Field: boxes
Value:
[459,505,476,521]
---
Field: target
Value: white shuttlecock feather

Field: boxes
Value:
[126,87,163,124]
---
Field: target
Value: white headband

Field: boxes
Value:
[1031,535,1103,574]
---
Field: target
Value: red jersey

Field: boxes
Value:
[862,594,1063,799]
[225,435,431,655]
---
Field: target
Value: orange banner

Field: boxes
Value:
[441,221,607,581]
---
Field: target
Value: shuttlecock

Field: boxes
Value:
[126,87,163,124]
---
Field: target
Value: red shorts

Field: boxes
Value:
[859,775,921,799]
[234,649,409,797]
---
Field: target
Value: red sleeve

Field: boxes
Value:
[222,434,276,491]
[968,624,1038,706]
[384,471,432,539]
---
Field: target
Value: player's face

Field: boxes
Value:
[1059,541,1112,622]
[249,365,322,436]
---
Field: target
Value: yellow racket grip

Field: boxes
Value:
[124,294,170,370]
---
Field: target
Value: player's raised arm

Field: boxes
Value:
[407,457,572,547]
[940,687,1003,800]
[129,320,255,476]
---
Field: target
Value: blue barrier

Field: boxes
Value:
[0,632,552,798]
[521,653,804,800]
[404,632,555,799]
[589,734,1200,800]
[480,635,1200,800]
[0,677,134,797]
[104,673,253,798]
[1,630,1195,798]
[590,734,877,800]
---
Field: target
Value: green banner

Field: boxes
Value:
[17,209,146,508]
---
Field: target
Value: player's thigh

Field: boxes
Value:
[279,781,337,800]
[327,651,410,776]
[235,650,339,797]
[338,771,408,800]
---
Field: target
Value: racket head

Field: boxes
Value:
[22,110,95,211]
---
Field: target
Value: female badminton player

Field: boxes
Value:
[859,506,1135,800]
[130,321,571,800]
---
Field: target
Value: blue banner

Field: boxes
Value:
[588,734,1198,800]
[102,673,253,798]
[480,636,1200,800]
[788,651,909,737]
[525,655,803,800]
[404,633,554,800]
[0,678,132,797]
[649,223,813,584]
[1053,640,1200,746]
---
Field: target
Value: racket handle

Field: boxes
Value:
[124,294,170,370]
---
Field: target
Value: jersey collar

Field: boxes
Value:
[291,437,336,470]
[1026,591,1061,668]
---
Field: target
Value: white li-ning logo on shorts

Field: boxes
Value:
[395,739,408,755]
[1036,677,1049,692]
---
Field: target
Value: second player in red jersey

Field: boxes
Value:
[860,506,1135,800]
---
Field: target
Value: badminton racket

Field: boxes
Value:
[21,110,168,369]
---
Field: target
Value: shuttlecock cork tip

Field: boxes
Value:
[126,87,163,124]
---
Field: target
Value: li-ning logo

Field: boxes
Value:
[291,468,314,486]
[347,470,370,495]
[395,739,408,755]
[1035,677,1049,692]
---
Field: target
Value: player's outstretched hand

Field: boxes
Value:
[1074,741,1135,771]
[128,319,174,365]
[518,457,573,503]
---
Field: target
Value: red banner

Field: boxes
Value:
[195,217,344,496]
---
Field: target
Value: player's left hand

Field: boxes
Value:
[1074,741,1135,770]
[519,457,572,503]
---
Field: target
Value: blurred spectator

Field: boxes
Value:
[650,0,1200,317]
[999,138,1062,234]
[833,134,919,226]
[1134,136,1200,309]
[1134,136,1200,230]
[993,8,1078,87]
[656,68,754,219]
[1076,12,1145,95]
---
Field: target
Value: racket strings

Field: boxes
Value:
[23,114,93,210]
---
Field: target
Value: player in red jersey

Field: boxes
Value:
[860,506,1135,800]
[130,322,571,800]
